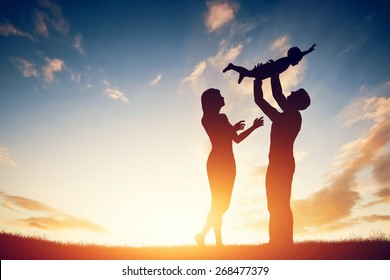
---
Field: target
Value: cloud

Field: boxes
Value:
[292,96,390,233]
[33,10,49,37]
[372,152,390,187]
[12,57,39,78]
[269,35,308,92]
[182,40,242,92]
[42,57,65,83]
[359,214,390,223]
[292,178,361,232]
[270,35,290,55]
[70,73,81,83]
[182,60,207,89]
[181,40,244,94]
[294,150,308,161]
[103,80,129,104]
[340,45,352,55]
[365,187,390,207]
[0,192,105,232]
[0,146,17,167]
[105,88,129,104]
[14,216,106,232]
[0,22,35,41]
[339,96,390,127]
[205,1,238,32]
[251,164,267,177]
[149,74,162,86]
[208,40,243,69]
[34,0,70,37]
[72,34,84,55]
[2,194,57,212]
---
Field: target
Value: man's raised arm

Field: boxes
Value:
[254,79,279,121]
[271,74,288,112]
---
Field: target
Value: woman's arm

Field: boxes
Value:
[233,117,264,143]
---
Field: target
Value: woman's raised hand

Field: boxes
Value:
[252,117,264,129]
[234,120,245,131]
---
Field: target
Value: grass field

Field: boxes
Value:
[1,231,389,260]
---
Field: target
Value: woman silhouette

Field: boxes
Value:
[195,88,263,246]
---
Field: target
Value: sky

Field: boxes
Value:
[0,0,389,246]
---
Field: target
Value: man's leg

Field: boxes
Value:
[266,160,294,245]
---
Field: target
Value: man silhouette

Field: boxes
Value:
[253,70,310,246]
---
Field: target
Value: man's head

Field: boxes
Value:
[287,47,303,65]
[288,88,310,110]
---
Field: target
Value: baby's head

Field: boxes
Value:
[287,47,303,65]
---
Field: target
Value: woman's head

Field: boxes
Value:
[201,88,225,113]
[287,47,303,65]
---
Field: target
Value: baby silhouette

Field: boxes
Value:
[223,44,316,84]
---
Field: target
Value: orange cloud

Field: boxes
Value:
[359,214,390,223]
[103,80,129,104]
[0,146,17,167]
[14,216,105,232]
[73,33,84,55]
[205,1,238,32]
[251,164,267,177]
[292,97,390,233]
[365,187,390,207]
[2,194,56,212]
[372,152,390,187]
[0,22,35,41]
[208,40,243,69]
[182,60,207,92]
[0,192,106,233]
[149,73,162,86]
[12,57,39,78]
[34,0,70,37]
[42,57,65,82]
[270,35,290,56]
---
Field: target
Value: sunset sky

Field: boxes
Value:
[0,0,389,246]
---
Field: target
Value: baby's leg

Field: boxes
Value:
[238,73,245,84]
[223,63,252,84]
[223,63,234,73]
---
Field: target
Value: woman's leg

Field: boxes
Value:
[213,226,222,247]
[196,155,235,246]
[195,209,215,246]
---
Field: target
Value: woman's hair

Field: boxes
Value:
[201,88,220,113]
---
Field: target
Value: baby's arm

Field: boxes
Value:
[301,43,316,57]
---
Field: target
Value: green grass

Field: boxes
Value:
[1,231,389,260]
